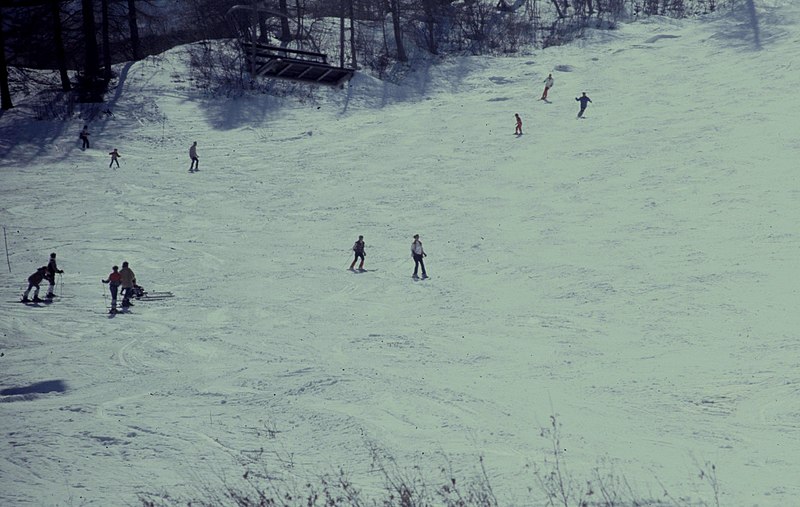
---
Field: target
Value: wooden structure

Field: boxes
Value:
[228,4,354,87]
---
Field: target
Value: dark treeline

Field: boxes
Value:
[0,0,728,110]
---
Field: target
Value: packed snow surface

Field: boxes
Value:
[1,2,799,505]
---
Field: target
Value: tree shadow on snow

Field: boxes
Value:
[703,2,791,51]
[200,92,285,130]
[1,379,68,402]
[339,56,475,113]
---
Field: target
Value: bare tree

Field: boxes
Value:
[80,0,102,101]
[101,0,111,81]
[126,0,141,60]
[0,6,12,110]
[45,1,71,90]
[385,0,405,61]
[348,0,356,68]
[278,0,292,43]
[550,0,567,17]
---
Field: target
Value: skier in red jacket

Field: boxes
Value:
[102,265,123,310]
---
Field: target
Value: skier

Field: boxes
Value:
[540,74,554,101]
[189,141,199,172]
[514,113,523,135]
[22,266,48,302]
[411,234,427,279]
[349,235,366,271]
[79,125,90,150]
[109,148,121,168]
[131,283,145,298]
[119,261,136,307]
[45,252,63,299]
[102,265,122,311]
[575,92,592,118]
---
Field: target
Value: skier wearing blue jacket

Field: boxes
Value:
[576,92,592,118]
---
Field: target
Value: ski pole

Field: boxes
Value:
[59,272,63,297]
[3,226,10,273]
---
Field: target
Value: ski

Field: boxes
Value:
[16,298,52,304]
[135,292,173,299]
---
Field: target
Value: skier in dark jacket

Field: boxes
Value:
[109,148,121,168]
[79,125,90,149]
[22,266,48,302]
[575,92,592,118]
[349,235,366,271]
[45,252,63,299]
[189,142,199,172]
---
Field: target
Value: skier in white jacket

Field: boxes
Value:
[540,73,554,101]
[119,261,136,307]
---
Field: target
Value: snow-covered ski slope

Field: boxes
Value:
[1,1,799,505]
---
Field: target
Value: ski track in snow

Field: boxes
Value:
[2,1,800,505]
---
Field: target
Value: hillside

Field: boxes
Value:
[1,2,799,505]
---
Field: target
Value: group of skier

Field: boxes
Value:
[79,124,200,173]
[57,71,596,303]
[21,254,138,313]
[22,234,427,309]
[514,73,593,134]
[21,253,63,302]
[348,234,428,279]
[101,261,137,312]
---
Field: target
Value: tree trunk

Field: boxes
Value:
[339,0,345,68]
[550,0,566,18]
[258,11,268,42]
[81,0,102,101]
[389,0,407,62]
[278,0,292,44]
[348,0,356,68]
[127,0,141,60]
[50,0,71,91]
[0,7,13,110]
[101,0,111,81]
[422,0,437,54]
